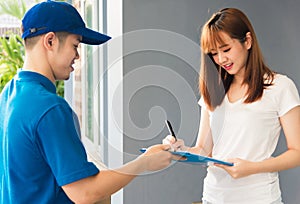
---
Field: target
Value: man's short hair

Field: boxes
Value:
[23,31,69,50]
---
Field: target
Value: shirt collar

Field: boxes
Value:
[17,69,57,94]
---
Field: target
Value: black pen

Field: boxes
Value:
[165,120,177,141]
[140,121,177,154]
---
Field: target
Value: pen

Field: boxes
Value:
[140,120,177,153]
[165,120,177,141]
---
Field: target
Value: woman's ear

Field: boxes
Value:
[43,32,57,50]
[245,32,252,50]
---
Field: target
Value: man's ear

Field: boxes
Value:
[245,32,252,50]
[43,32,57,50]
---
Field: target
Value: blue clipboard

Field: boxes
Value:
[140,148,233,166]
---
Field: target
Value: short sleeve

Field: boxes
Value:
[36,103,99,186]
[275,75,300,117]
[198,97,208,110]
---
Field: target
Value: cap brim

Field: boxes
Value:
[72,27,111,45]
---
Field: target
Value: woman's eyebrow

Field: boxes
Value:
[210,43,229,52]
[219,43,230,49]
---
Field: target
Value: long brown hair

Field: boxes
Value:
[199,8,274,111]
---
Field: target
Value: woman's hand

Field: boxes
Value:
[162,135,188,151]
[214,158,258,179]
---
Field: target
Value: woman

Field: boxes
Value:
[164,8,300,204]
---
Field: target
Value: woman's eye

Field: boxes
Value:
[223,48,231,52]
[211,52,217,56]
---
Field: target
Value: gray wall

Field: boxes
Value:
[122,0,300,203]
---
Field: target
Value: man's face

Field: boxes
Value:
[50,34,81,81]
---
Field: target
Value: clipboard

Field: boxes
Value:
[170,151,233,166]
[140,148,233,166]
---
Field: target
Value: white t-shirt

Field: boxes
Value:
[199,74,300,204]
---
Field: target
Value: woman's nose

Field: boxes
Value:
[217,52,227,63]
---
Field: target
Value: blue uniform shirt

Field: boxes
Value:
[0,70,99,203]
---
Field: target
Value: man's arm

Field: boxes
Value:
[62,144,172,204]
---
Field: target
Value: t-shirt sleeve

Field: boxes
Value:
[36,103,99,186]
[198,96,207,109]
[276,76,300,117]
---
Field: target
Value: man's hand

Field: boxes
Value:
[140,144,173,171]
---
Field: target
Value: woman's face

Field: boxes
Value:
[210,31,251,78]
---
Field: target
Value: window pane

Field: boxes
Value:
[85,1,94,142]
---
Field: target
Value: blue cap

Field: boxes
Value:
[21,0,111,45]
